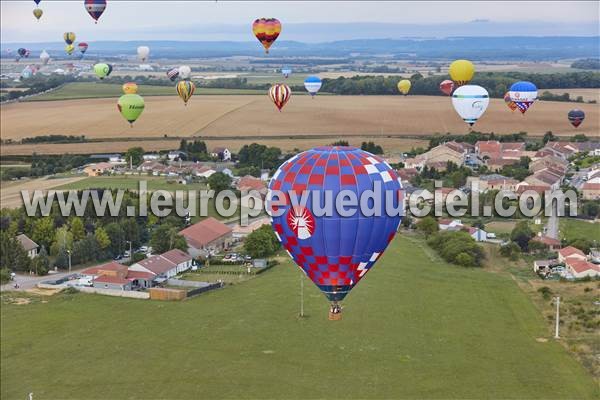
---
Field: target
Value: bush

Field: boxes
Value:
[500,242,521,261]
[416,216,439,235]
[537,286,552,300]
[0,268,11,284]
[427,231,485,267]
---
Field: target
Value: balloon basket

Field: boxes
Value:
[328,311,342,321]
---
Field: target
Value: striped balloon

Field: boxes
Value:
[509,81,538,114]
[84,0,107,23]
[252,18,281,53]
[267,146,403,316]
[268,84,291,111]
[176,80,195,106]
[568,109,585,128]
[304,76,322,97]
[63,32,76,45]
[167,67,180,82]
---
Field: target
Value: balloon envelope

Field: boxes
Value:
[94,63,112,79]
[267,146,402,304]
[452,85,489,126]
[439,79,455,96]
[122,82,138,95]
[503,92,518,112]
[39,50,50,65]
[84,0,107,23]
[117,94,145,126]
[65,44,75,55]
[78,42,89,54]
[176,80,195,105]
[509,81,537,114]
[269,84,291,111]
[568,109,585,128]
[397,79,411,95]
[167,67,180,82]
[304,76,322,97]
[33,8,43,20]
[449,59,474,86]
[178,65,191,79]
[252,18,282,53]
[63,32,76,45]
[137,46,150,62]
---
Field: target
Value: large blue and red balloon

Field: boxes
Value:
[268,146,403,312]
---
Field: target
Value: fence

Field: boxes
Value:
[77,286,150,299]
[186,282,223,298]
[149,287,186,301]
[167,278,211,288]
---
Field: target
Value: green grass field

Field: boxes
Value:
[25,82,265,102]
[1,236,596,399]
[560,218,600,242]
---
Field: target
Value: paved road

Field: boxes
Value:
[545,190,559,239]
[0,269,79,292]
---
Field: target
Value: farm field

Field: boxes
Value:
[0,137,428,156]
[2,94,599,141]
[55,175,207,192]
[542,88,600,103]
[0,176,86,209]
[559,218,600,242]
[1,235,597,399]
[25,82,265,102]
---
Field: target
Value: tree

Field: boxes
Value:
[69,217,85,241]
[542,131,557,144]
[361,141,384,154]
[244,225,280,259]
[150,224,187,254]
[207,172,232,193]
[31,217,54,251]
[50,226,73,256]
[510,221,534,251]
[582,201,599,218]
[0,231,32,272]
[32,247,50,275]
[416,216,439,235]
[104,222,126,257]
[499,242,521,261]
[331,140,349,146]
[124,146,144,166]
[94,227,111,250]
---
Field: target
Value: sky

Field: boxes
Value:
[2,1,599,43]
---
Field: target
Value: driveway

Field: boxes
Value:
[1,269,81,292]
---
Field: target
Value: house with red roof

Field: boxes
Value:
[564,258,600,279]
[236,175,268,194]
[179,217,233,257]
[582,182,600,200]
[531,235,561,251]
[557,246,586,263]
[129,249,193,281]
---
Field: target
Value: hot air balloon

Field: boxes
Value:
[63,32,76,45]
[269,84,291,111]
[451,85,489,127]
[117,94,144,127]
[137,46,150,62]
[267,146,402,318]
[65,44,75,56]
[93,63,112,79]
[439,79,454,96]
[178,65,191,80]
[281,67,292,79]
[16,48,30,61]
[449,59,474,87]
[509,81,537,114]
[303,76,322,97]
[397,79,411,96]
[252,18,281,53]
[166,67,179,82]
[568,109,585,128]
[33,8,43,21]
[34,0,41,4]
[84,0,107,23]
[176,80,195,106]
[78,42,89,56]
[503,92,518,112]
[39,50,50,65]
[122,82,138,95]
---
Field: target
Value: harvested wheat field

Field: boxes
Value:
[0,176,86,209]
[542,88,600,103]
[1,95,598,141]
[0,137,428,156]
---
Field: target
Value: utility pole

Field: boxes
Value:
[554,296,560,339]
[127,240,132,262]
[67,250,72,274]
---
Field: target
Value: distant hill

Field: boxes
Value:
[2,36,599,60]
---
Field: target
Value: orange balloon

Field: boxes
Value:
[122,82,138,95]
[252,18,281,53]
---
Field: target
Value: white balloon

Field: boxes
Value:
[178,65,191,79]
[451,85,489,127]
[137,46,150,62]
[39,50,50,65]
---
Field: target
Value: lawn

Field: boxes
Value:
[25,82,265,102]
[560,218,600,242]
[1,236,597,399]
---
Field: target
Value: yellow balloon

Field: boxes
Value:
[65,44,75,55]
[33,8,43,21]
[449,59,475,86]
[122,82,138,95]
[397,79,411,95]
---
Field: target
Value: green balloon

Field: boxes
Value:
[94,63,111,79]
[117,94,145,126]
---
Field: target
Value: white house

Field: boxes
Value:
[565,258,600,279]
[438,219,464,231]
[129,249,193,280]
[211,147,232,161]
[168,151,186,161]
[143,153,161,161]
[468,227,488,242]
[16,234,39,258]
